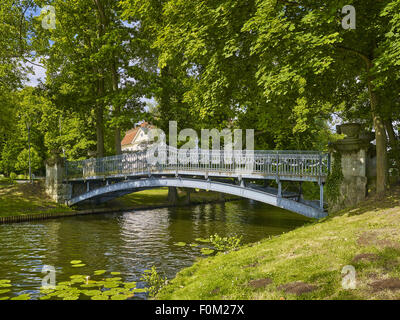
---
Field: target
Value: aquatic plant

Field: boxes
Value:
[140,266,167,298]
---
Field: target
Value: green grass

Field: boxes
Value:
[0,182,74,217]
[157,187,400,300]
[97,188,238,209]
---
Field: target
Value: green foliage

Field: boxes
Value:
[9,173,17,182]
[141,266,167,298]
[15,148,42,175]
[326,153,344,205]
[208,234,243,252]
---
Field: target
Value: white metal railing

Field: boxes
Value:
[65,147,330,181]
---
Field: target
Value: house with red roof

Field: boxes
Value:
[121,122,155,152]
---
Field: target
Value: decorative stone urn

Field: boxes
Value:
[339,123,361,139]
[88,150,97,158]
[328,123,376,213]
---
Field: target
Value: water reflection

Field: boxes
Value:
[0,200,309,299]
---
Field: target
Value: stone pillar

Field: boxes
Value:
[328,123,374,213]
[45,157,72,204]
[167,187,178,205]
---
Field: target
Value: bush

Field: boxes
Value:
[208,234,243,252]
[141,266,167,298]
[9,172,17,182]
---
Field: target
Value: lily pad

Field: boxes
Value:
[63,295,80,300]
[111,294,129,300]
[107,277,122,281]
[200,248,215,255]
[195,238,211,243]
[0,297,10,300]
[190,243,199,247]
[11,294,30,300]
[94,270,106,275]
[0,283,12,288]
[70,260,82,265]
[91,295,108,300]
[110,272,121,275]
[0,289,11,294]
[0,280,11,284]
[71,264,86,268]
[174,242,186,247]
[124,282,137,289]
[103,282,119,289]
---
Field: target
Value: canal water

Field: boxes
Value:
[0,200,310,299]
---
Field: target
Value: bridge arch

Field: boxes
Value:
[68,177,326,219]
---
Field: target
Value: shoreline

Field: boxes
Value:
[0,197,241,225]
[156,187,400,300]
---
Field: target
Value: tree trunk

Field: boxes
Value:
[367,78,387,195]
[385,119,400,181]
[96,75,105,158]
[111,61,122,155]
[96,103,105,158]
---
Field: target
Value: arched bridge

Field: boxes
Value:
[63,148,330,219]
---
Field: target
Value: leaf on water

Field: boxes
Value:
[124,282,137,289]
[0,284,12,288]
[82,290,102,296]
[39,295,52,300]
[70,260,82,265]
[94,270,106,275]
[71,264,86,268]
[103,282,119,289]
[174,242,186,246]
[200,248,215,255]
[91,295,108,300]
[107,277,122,281]
[195,238,210,243]
[80,283,100,288]
[110,272,121,275]
[0,297,10,300]
[190,243,199,247]
[11,294,30,300]
[133,288,148,293]
[0,289,11,294]
[0,280,11,284]
[111,294,129,300]
[63,296,80,300]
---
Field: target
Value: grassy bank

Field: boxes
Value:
[0,182,238,218]
[0,182,74,217]
[158,187,400,300]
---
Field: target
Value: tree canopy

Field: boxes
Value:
[0,0,399,195]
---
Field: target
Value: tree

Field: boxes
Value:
[244,0,400,195]
[33,0,145,157]
[15,148,42,176]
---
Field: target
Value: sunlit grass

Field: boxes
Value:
[157,187,400,300]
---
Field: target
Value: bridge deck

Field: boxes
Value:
[65,149,329,183]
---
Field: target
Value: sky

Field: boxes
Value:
[24,61,47,87]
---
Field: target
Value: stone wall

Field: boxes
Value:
[45,159,72,204]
